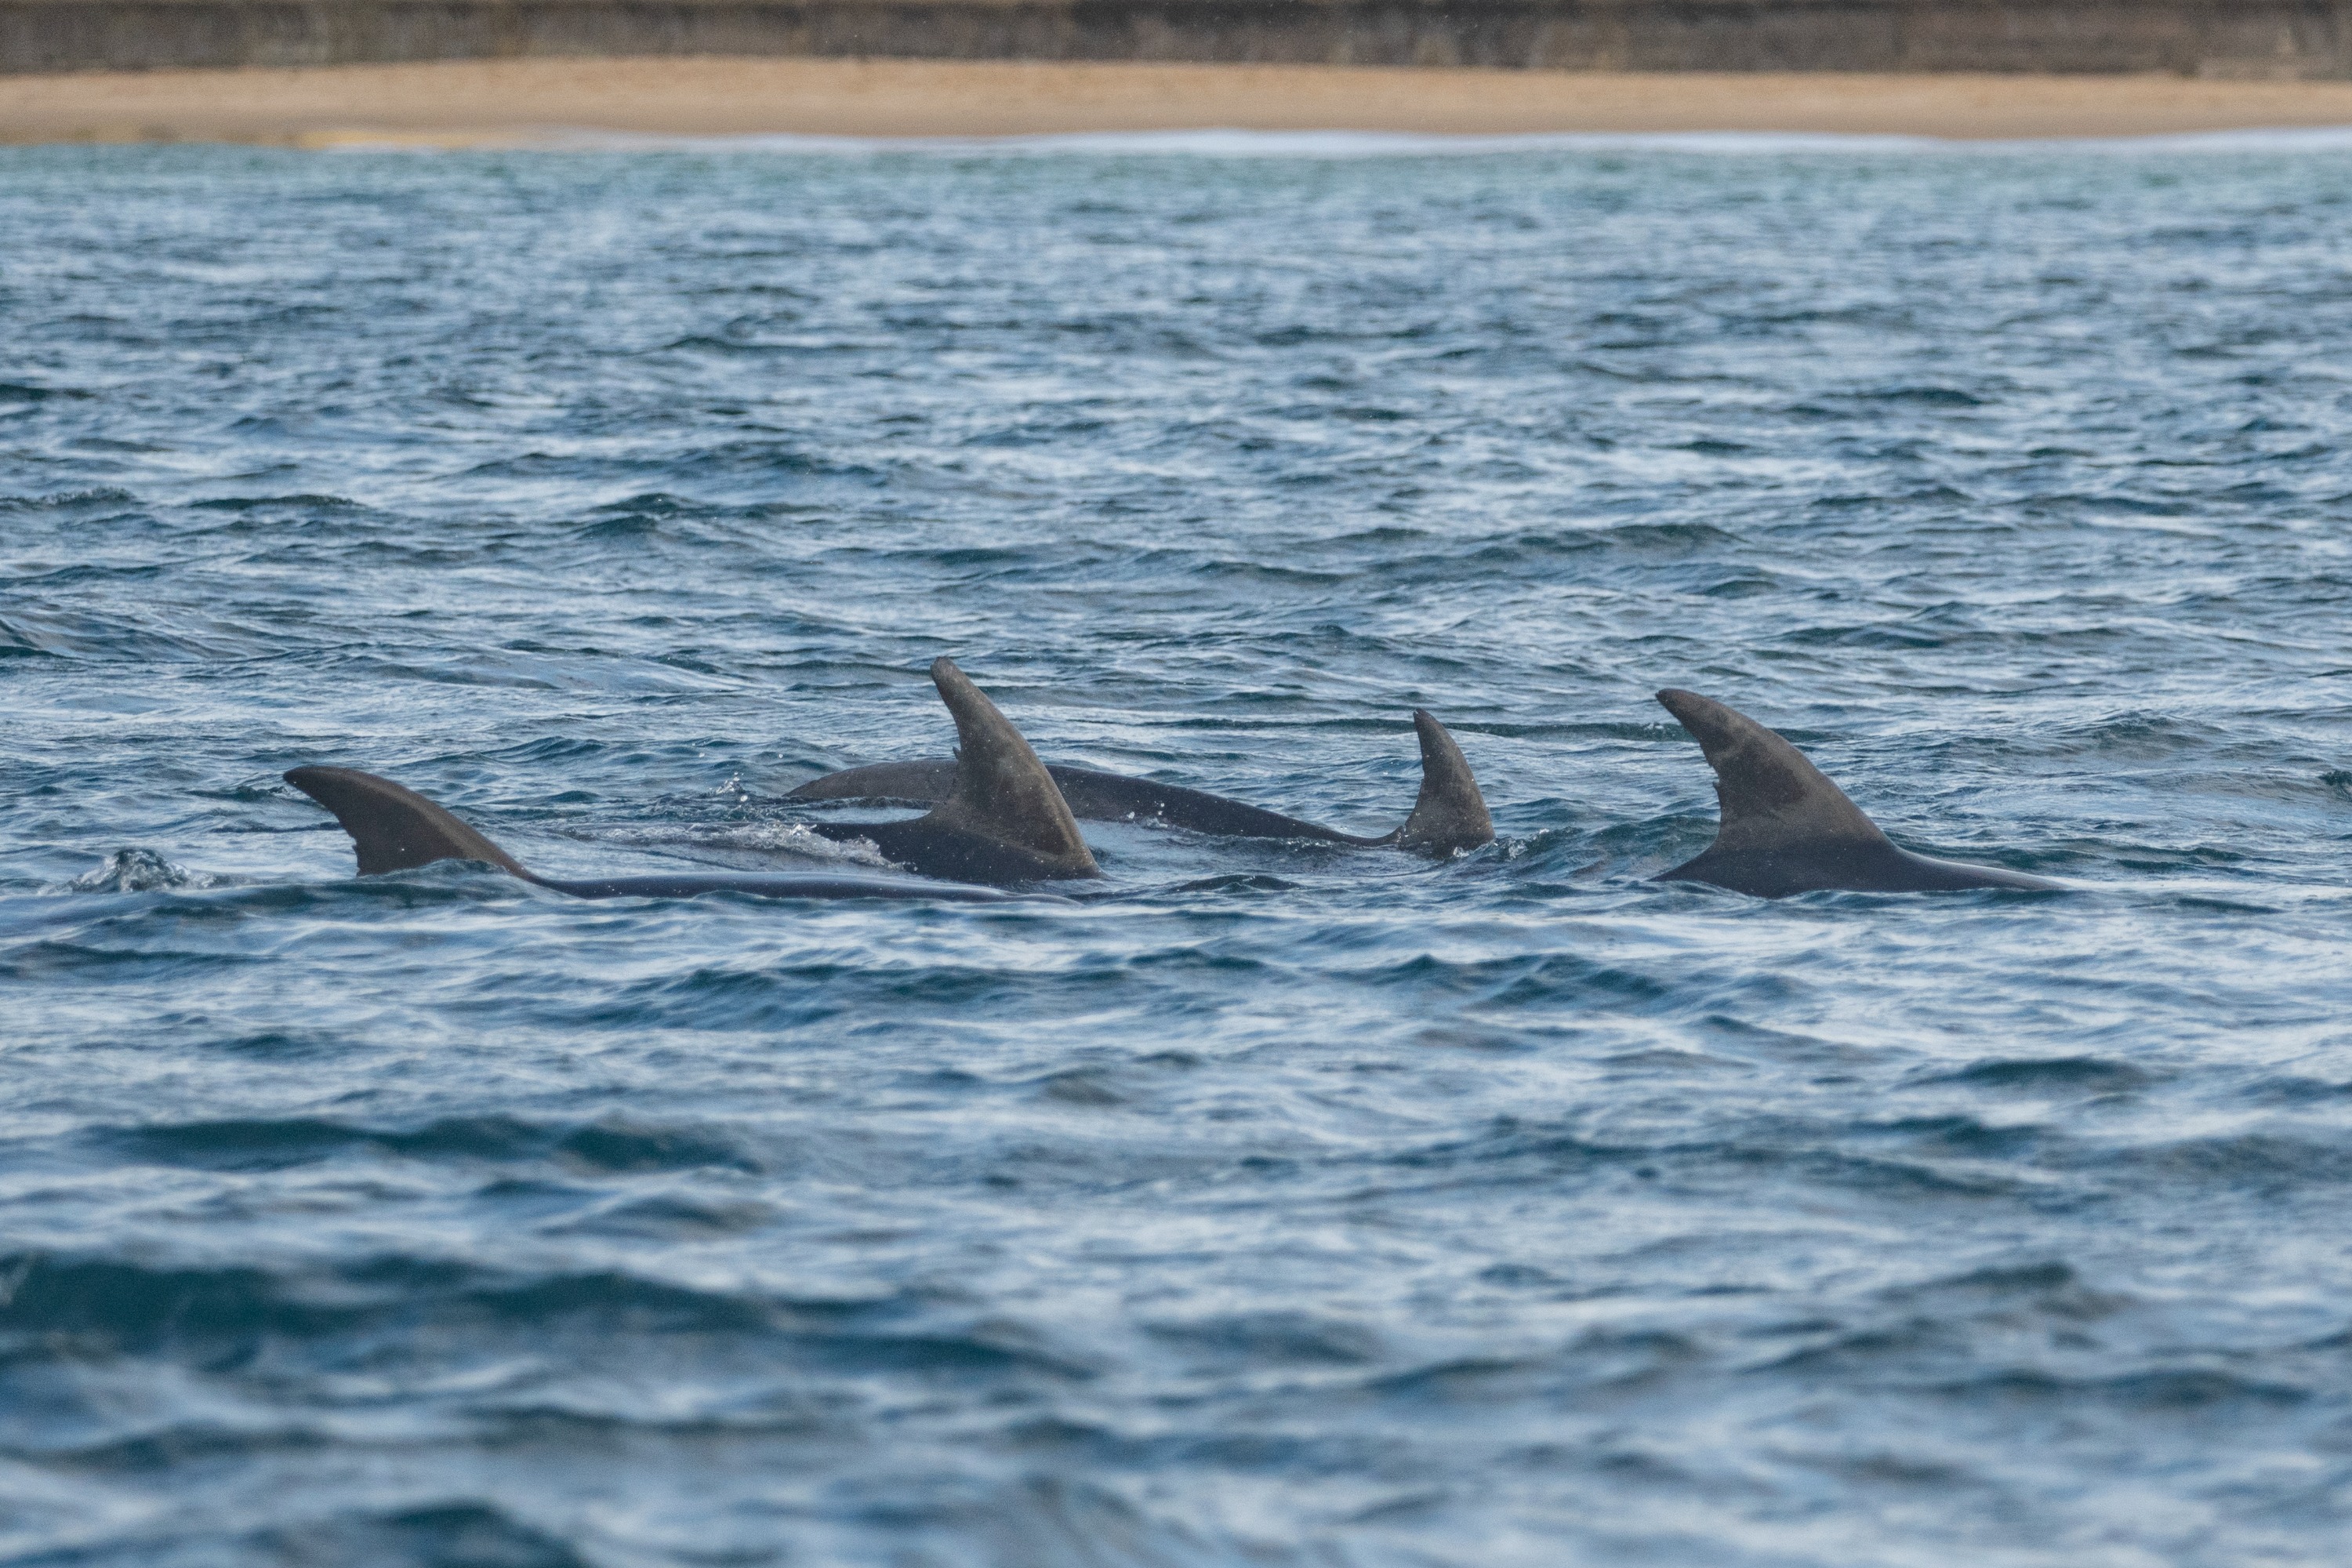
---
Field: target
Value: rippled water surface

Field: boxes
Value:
[5,133,2352,1566]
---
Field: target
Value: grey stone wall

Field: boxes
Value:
[5,0,2350,79]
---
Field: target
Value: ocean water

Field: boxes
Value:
[4,132,2351,1567]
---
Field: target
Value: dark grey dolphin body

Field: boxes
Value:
[283,765,1016,902]
[793,709,1495,858]
[286,659,1091,896]
[1654,688,2061,897]
[802,659,1100,884]
[797,759,1345,840]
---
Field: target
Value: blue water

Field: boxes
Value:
[5,132,2352,1566]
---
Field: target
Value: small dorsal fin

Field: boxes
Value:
[1396,710,1494,856]
[284,766,529,878]
[789,760,957,804]
[1654,689,1889,858]
[920,659,1098,878]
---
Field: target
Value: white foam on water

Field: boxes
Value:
[45,848,219,895]
[581,821,898,869]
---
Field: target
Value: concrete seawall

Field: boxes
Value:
[5,0,2352,79]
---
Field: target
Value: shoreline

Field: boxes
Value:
[11,58,2352,146]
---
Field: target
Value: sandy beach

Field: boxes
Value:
[9,56,2352,146]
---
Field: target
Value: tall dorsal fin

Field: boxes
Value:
[1396,710,1494,856]
[284,766,530,878]
[1655,689,1889,858]
[920,659,1098,878]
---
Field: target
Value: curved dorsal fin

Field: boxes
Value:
[1655,689,1889,858]
[284,766,529,878]
[1396,710,1494,856]
[920,659,1098,877]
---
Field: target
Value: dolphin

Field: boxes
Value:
[800,658,1101,885]
[793,709,1494,858]
[284,659,1093,897]
[1654,688,2061,897]
[283,765,1018,902]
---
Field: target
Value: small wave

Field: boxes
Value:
[0,381,93,405]
[1880,1261,2125,1319]
[0,608,258,663]
[0,485,136,516]
[1930,1367,2312,1410]
[0,1251,838,1348]
[2102,1131,2352,1185]
[1145,1309,1382,1367]
[187,491,365,514]
[1917,1057,2158,1094]
[1365,1354,1548,1401]
[260,1503,589,1568]
[93,1112,757,1174]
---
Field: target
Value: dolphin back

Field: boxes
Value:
[788,708,1495,856]
[534,870,1017,903]
[1653,689,2059,896]
[285,764,1021,902]
[1051,771,1359,840]
[284,766,529,878]
[793,760,1352,840]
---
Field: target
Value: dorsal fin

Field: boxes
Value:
[1396,710,1494,856]
[1655,689,1889,858]
[920,659,1098,878]
[789,760,957,804]
[284,766,529,878]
